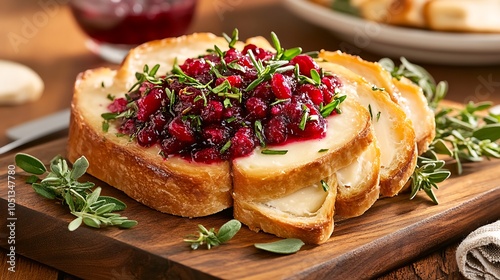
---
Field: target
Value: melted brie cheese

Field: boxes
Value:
[233,100,363,173]
[265,183,327,216]
[337,146,371,188]
[342,82,395,168]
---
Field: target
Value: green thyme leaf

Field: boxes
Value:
[185,220,241,250]
[223,28,239,49]
[261,149,288,155]
[70,156,89,180]
[15,153,47,175]
[16,153,137,231]
[320,180,329,192]
[216,219,242,243]
[254,238,305,254]
[220,140,232,154]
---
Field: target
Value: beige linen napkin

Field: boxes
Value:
[456,220,500,280]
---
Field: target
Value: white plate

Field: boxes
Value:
[283,0,500,65]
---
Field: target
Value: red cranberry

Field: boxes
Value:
[107,97,128,113]
[136,88,166,122]
[160,136,187,156]
[136,125,158,147]
[282,101,303,122]
[215,75,243,88]
[242,44,273,60]
[291,54,320,77]
[299,84,323,105]
[192,147,221,163]
[271,73,292,99]
[245,97,268,121]
[230,127,255,157]
[151,112,168,133]
[321,75,342,103]
[201,100,224,123]
[251,81,274,100]
[202,125,228,146]
[264,116,288,144]
[298,118,327,139]
[176,87,205,114]
[224,48,243,64]
[180,58,211,76]
[119,119,136,134]
[168,117,195,143]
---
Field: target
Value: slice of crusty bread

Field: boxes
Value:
[336,139,381,218]
[69,33,375,221]
[68,67,233,218]
[232,97,374,203]
[318,51,418,197]
[321,51,435,154]
[233,175,337,244]
[424,0,500,33]
[386,0,429,28]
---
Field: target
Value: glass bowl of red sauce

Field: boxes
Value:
[69,0,197,63]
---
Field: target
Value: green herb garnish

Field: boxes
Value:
[254,238,305,254]
[320,94,346,117]
[184,219,241,250]
[129,64,163,92]
[320,180,329,192]
[15,153,137,231]
[261,149,288,155]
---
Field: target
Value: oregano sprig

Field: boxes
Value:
[15,153,138,231]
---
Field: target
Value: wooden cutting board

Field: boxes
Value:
[1,137,499,279]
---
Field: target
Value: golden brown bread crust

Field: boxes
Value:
[318,52,418,197]
[233,176,337,244]
[319,51,435,155]
[232,98,374,202]
[68,68,232,218]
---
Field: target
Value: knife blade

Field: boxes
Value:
[0,109,70,155]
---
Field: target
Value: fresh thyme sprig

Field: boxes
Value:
[15,153,138,231]
[184,219,241,250]
[129,64,163,92]
[380,57,500,203]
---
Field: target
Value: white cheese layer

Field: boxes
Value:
[342,82,395,169]
[233,100,364,173]
[265,183,327,216]
[337,144,372,188]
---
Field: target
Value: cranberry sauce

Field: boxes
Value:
[104,40,344,164]
[70,0,197,45]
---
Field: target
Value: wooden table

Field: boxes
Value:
[1,0,499,279]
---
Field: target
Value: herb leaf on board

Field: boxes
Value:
[15,153,138,231]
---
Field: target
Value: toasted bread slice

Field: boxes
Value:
[321,51,435,154]
[386,0,429,28]
[115,33,242,89]
[356,0,394,22]
[391,76,435,153]
[233,175,337,244]
[336,139,380,218]
[318,51,418,197]
[424,0,500,33]
[232,97,374,203]
[68,34,237,218]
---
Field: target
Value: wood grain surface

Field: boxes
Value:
[1,137,499,279]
